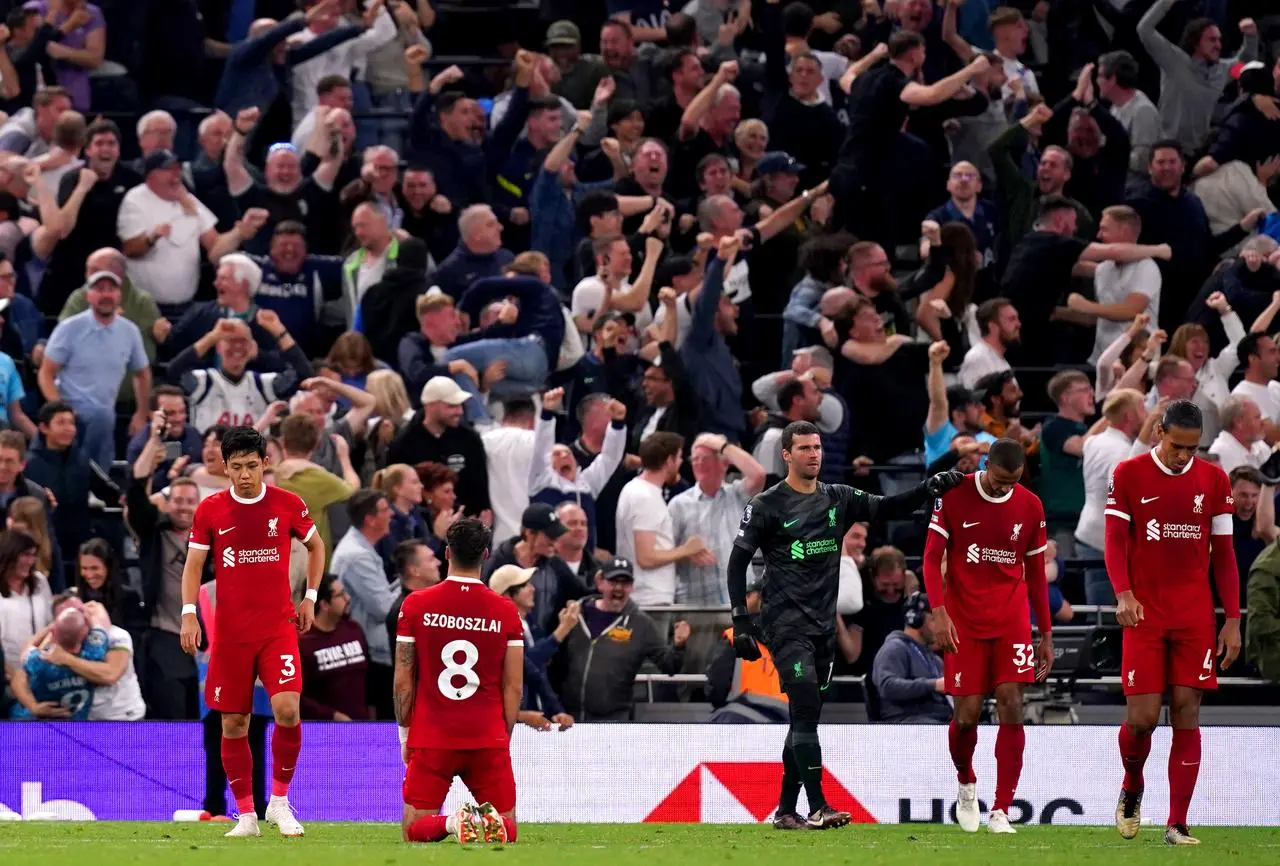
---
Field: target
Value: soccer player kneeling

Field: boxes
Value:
[922,438,1054,834]
[1104,400,1241,846]
[395,518,524,844]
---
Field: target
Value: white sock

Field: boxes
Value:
[445,815,458,836]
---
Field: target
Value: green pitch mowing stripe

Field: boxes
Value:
[0,823,1275,865]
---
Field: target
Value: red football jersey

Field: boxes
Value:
[396,576,524,751]
[1105,450,1233,629]
[188,485,316,643]
[928,473,1048,638]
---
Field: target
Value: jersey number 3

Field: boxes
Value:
[438,639,480,701]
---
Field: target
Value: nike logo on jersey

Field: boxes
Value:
[783,518,800,528]
[962,521,980,528]
[218,527,235,535]
[1198,673,1212,681]
[1016,666,1034,674]
[278,677,296,685]
[1140,496,1159,504]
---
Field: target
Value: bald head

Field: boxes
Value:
[86,248,126,278]
[820,286,856,318]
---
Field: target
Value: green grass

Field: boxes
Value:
[0,823,1276,865]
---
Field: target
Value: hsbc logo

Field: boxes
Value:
[644,762,875,824]
[222,548,236,568]
[966,544,979,564]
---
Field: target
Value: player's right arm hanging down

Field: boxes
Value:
[1103,467,1144,627]
[727,498,766,661]
[393,637,417,765]
[502,643,524,738]
[921,519,958,652]
[179,506,213,655]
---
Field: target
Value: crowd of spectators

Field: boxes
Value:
[2,0,1280,733]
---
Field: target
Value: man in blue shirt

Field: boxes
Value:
[37,269,151,471]
[924,161,1001,298]
[249,221,343,357]
[924,340,996,470]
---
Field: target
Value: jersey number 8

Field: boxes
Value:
[438,639,481,701]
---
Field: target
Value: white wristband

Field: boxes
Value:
[304,588,318,603]
[181,603,197,617]
[398,726,410,747]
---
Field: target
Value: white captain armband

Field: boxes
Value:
[1211,514,1233,536]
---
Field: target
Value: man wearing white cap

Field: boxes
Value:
[489,563,575,732]
[387,376,493,519]
[38,267,151,470]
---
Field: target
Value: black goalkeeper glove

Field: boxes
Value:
[925,469,965,497]
[731,612,762,661]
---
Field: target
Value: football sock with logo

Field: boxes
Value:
[1118,725,1152,791]
[407,815,450,843]
[221,734,256,815]
[271,722,302,797]
[993,724,1025,813]
[790,730,827,813]
[501,817,518,842]
[1167,728,1201,827]
[948,720,978,785]
[778,729,802,815]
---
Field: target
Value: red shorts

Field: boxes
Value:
[944,625,1036,696]
[1121,621,1217,695]
[403,747,516,813]
[206,632,301,713]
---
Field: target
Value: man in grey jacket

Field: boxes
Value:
[871,592,951,723]
[1137,1,1258,154]
[559,556,689,720]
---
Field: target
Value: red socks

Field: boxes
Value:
[407,815,450,843]
[220,735,255,815]
[948,720,978,785]
[1168,728,1201,827]
[405,814,517,843]
[993,724,1024,813]
[271,723,303,797]
[1118,725,1153,792]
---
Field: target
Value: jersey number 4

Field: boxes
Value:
[438,639,481,701]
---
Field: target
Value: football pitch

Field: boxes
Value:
[1,822,1276,865]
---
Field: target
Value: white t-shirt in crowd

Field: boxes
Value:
[481,425,536,544]
[571,276,655,338]
[958,340,1011,390]
[1089,259,1162,364]
[0,573,52,671]
[1207,430,1272,475]
[89,626,146,721]
[1075,427,1136,551]
[651,293,694,347]
[1232,379,1280,424]
[117,185,217,305]
[615,476,676,606]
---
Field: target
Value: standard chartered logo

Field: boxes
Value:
[966,544,980,564]
[790,539,839,560]
[1146,520,1160,542]
[221,547,281,568]
[222,547,236,568]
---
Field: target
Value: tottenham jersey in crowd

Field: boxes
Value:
[13,627,108,719]
[735,480,880,639]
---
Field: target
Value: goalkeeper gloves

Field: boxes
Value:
[731,610,762,661]
[925,469,965,497]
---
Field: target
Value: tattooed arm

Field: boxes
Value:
[393,639,417,763]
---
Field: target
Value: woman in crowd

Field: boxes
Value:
[327,331,388,400]
[74,538,125,625]
[186,425,233,500]
[371,462,430,552]
[7,495,62,592]
[0,530,51,685]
